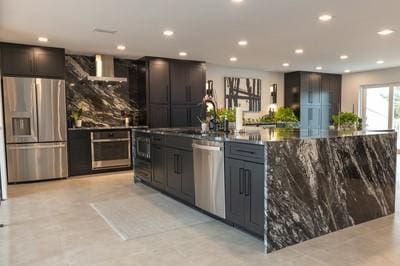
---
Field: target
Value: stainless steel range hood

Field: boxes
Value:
[87,55,127,82]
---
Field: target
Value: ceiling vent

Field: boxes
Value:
[93,28,118,34]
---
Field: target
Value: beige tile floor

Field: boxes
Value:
[0,169,399,266]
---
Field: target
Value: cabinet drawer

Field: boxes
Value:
[151,134,165,145]
[225,143,264,163]
[164,135,192,151]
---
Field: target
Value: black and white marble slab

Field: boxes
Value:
[66,55,146,127]
[264,132,397,252]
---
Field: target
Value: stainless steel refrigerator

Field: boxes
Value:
[3,77,68,183]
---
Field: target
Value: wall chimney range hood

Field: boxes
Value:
[87,55,127,82]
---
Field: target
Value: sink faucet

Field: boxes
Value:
[202,99,219,131]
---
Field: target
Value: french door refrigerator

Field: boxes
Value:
[3,77,68,183]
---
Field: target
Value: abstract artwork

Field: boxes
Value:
[224,77,262,112]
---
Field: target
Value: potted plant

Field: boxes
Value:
[71,108,83,128]
[273,107,299,128]
[332,112,361,131]
[216,108,236,130]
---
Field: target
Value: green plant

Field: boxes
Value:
[273,107,298,123]
[216,108,236,122]
[332,112,361,130]
[71,108,83,121]
[259,114,275,123]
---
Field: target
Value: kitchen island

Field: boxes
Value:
[132,127,397,253]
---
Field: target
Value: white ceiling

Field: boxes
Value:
[1,0,400,74]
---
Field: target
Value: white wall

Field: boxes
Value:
[342,67,400,114]
[206,64,284,120]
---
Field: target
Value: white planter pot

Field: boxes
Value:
[75,119,82,128]
[201,122,209,132]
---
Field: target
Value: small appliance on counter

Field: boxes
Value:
[3,77,68,183]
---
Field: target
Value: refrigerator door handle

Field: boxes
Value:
[7,143,67,150]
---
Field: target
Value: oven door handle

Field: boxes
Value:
[92,138,130,143]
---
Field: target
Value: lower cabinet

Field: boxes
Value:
[151,144,166,190]
[68,131,92,176]
[150,139,195,205]
[225,158,264,236]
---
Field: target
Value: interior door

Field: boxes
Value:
[362,86,390,130]
[2,77,38,143]
[37,79,67,142]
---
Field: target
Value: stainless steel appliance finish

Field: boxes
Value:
[6,143,68,183]
[37,79,67,142]
[3,76,68,183]
[192,139,226,219]
[3,77,38,143]
[132,132,151,182]
[136,136,150,159]
[91,130,131,170]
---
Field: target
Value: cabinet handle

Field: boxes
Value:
[166,85,169,102]
[173,154,177,174]
[239,168,244,194]
[178,155,182,175]
[236,149,255,155]
[245,169,251,196]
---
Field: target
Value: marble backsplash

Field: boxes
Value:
[66,55,146,127]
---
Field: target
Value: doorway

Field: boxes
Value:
[361,83,400,150]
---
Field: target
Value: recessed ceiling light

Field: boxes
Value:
[315,66,323,70]
[179,52,187,57]
[378,29,394,36]
[230,57,237,62]
[340,55,349,60]
[38,37,48,43]
[117,45,126,50]
[231,0,244,3]
[318,14,333,22]
[282,63,290,67]
[344,69,351,73]
[295,49,304,54]
[163,30,174,36]
[376,60,384,64]
[238,40,248,46]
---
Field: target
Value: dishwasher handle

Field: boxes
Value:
[192,143,222,151]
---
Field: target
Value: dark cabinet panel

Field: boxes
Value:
[151,144,165,190]
[149,59,170,104]
[68,131,92,176]
[170,61,188,104]
[180,150,194,204]
[171,106,190,127]
[150,104,170,128]
[188,62,206,104]
[190,105,202,127]
[225,158,246,227]
[244,161,264,236]
[34,47,65,78]
[1,45,34,76]
[165,148,182,195]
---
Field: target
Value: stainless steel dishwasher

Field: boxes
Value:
[192,139,225,219]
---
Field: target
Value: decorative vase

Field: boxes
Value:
[75,119,82,128]
[125,117,130,127]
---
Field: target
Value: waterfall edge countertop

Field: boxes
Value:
[69,126,148,131]
[132,127,395,144]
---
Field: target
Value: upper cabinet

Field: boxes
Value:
[143,57,206,128]
[1,43,65,78]
[285,71,341,130]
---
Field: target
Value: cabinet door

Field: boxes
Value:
[188,62,206,104]
[151,144,165,190]
[34,47,65,78]
[165,148,181,197]
[2,45,34,76]
[150,104,170,128]
[68,131,92,176]
[170,61,189,104]
[149,59,170,104]
[179,150,195,204]
[225,158,246,227]
[300,107,321,129]
[310,73,322,105]
[171,106,190,127]
[190,105,202,127]
[244,162,265,236]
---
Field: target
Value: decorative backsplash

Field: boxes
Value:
[65,55,146,127]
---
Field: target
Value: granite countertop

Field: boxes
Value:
[68,126,148,131]
[132,127,395,145]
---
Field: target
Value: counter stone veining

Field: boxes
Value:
[132,127,395,144]
[69,126,148,131]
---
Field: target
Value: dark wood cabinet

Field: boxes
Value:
[1,45,34,76]
[165,148,182,195]
[285,71,341,129]
[225,149,265,237]
[1,43,65,78]
[149,59,170,104]
[143,57,206,128]
[34,47,65,78]
[151,144,165,190]
[68,130,92,176]
[150,104,170,128]
[179,150,195,204]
